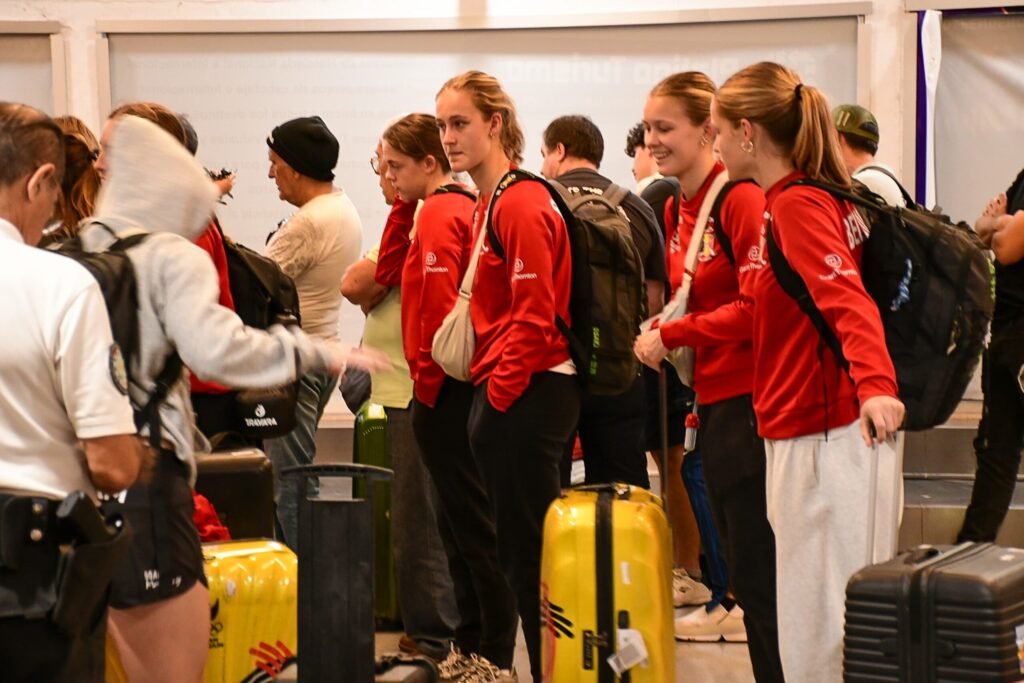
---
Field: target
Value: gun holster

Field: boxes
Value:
[50,500,134,635]
[0,495,61,620]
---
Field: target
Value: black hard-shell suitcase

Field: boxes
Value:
[194,448,275,539]
[844,542,1024,682]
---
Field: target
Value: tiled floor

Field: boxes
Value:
[375,605,756,682]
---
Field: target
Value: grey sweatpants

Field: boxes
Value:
[765,420,903,683]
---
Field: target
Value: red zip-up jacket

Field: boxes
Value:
[190,220,236,395]
[751,171,898,439]
[659,176,763,404]
[374,198,419,287]
[665,161,727,297]
[401,189,475,407]
[470,180,573,412]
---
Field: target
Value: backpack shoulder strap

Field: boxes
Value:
[484,168,573,262]
[134,352,184,450]
[483,170,586,364]
[708,179,755,266]
[602,183,630,209]
[763,198,850,373]
[434,183,477,202]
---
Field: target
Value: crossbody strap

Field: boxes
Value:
[667,171,731,313]
[457,204,492,298]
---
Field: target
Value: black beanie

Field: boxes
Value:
[267,116,339,182]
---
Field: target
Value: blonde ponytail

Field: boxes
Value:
[715,62,850,188]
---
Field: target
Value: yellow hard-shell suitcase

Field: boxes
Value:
[540,484,674,683]
[106,539,298,683]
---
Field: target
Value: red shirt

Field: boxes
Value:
[375,198,418,287]
[401,189,476,407]
[665,161,727,297]
[470,181,573,412]
[659,176,763,404]
[750,171,898,439]
[191,221,235,395]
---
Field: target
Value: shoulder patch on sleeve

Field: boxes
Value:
[109,343,129,395]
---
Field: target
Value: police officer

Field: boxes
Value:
[0,102,143,681]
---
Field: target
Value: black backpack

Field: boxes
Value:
[55,227,182,448]
[764,178,993,431]
[216,221,303,439]
[486,169,646,396]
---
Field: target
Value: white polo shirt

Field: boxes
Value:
[0,218,136,499]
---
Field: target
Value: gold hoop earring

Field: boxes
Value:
[700,135,710,147]
[740,140,754,154]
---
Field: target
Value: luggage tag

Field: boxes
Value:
[606,628,649,675]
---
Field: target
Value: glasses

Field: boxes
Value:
[369,155,381,175]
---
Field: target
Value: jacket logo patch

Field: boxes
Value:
[739,236,767,274]
[698,225,718,263]
[425,251,449,274]
[512,258,537,281]
[819,252,858,281]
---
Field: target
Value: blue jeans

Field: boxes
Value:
[682,451,729,608]
[266,369,337,550]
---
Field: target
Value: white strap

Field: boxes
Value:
[458,200,491,298]
[409,198,425,242]
[668,171,731,314]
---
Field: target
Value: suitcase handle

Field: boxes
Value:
[904,545,941,564]
[573,483,632,499]
[281,463,393,483]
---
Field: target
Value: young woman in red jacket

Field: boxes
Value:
[380,113,518,673]
[633,71,783,682]
[436,70,580,681]
[712,62,905,683]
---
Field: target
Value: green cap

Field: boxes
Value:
[832,104,879,144]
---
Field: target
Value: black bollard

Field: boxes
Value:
[282,463,393,683]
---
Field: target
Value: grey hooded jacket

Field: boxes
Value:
[80,115,331,482]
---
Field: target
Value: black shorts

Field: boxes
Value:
[101,450,206,609]
[642,362,695,452]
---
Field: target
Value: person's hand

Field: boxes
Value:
[859,395,905,447]
[633,329,670,370]
[325,344,391,376]
[983,192,1007,218]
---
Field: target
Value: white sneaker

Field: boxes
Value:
[438,647,517,683]
[437,646,473,681]
[674,604,748,643]
[672,568,712,607]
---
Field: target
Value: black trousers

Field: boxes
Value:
[699,394,785,683]
[412,378,518,668]
[560,373,650,488]
[960,328,1024,542]
[469,372,581,680]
